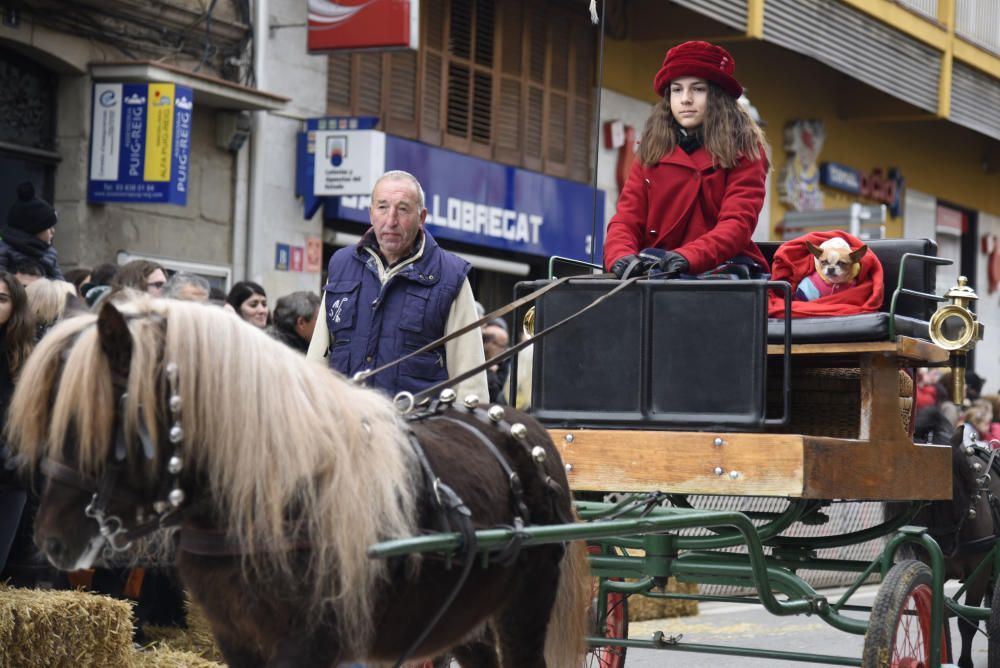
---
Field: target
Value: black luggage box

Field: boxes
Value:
[522,278,780,430]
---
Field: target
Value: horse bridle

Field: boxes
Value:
[927,424,1000,557]
[40,360,188,554]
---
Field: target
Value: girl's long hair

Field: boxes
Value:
[0,272,35,377]
[638,82,769,169]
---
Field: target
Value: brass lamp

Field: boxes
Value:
[928,276,985,404]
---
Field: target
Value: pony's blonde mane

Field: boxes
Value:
[7,297,419,653]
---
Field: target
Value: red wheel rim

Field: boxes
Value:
[892,583,946,668]
[587,590,627,668]
[587,545,627,668]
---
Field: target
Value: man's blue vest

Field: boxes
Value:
[323,230,471,396]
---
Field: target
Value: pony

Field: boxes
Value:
[7,297,589,667]
[888,419,1000,668]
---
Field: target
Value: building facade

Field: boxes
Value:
[0,0,326,295]
[597,0,1000,389]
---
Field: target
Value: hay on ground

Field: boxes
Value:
[128,645,224,668]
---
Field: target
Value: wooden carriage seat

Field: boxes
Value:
[546,239,954,502]
[759,238,938,343]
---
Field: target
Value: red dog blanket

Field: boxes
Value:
[768,230,884,318]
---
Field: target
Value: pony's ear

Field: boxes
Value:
[97,301,133,378]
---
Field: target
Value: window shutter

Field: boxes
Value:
[446,62,471,139]
[421,51,444,143]
[386,51,418,137]
[357,53,382,115]
[546,92,568,175]
[327,53,352,114]
[524,85,544,170]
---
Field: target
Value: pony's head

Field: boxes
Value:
[7,295,419,651]
[9,299,174,569]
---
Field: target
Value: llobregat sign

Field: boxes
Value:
[87,83,193,206]
[307,0,418,52]
[323,134,604,262]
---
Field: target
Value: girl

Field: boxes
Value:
[604,41,770,279]
[0,273,37,584]
[226,281,269,329]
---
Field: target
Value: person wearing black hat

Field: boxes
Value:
[0,183,63,282]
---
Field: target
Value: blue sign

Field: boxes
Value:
[303,132,603,261]
[275,243,290,271]
[88,82,193,206]
[819,162,862,194]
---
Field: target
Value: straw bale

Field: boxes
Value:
[141,598,222,663]
[0,584,134,667]
[128,645,224,668]
[625,578,699,621]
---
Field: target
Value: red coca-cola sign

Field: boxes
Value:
[307,0,418,52]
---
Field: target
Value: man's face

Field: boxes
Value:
[370,177,426,265]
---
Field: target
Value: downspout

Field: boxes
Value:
[245,0,269,282]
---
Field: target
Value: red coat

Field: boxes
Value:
[603,146,769,274]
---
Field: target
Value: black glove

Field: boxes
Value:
[639,249,689,278]
[610,254,643,279]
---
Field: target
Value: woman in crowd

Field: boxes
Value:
[604,41,770,279]
[226,280,269,329]
[111,259,168,297]
[25,278,82,339]
[0,272,38,586]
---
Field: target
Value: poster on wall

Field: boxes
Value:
[87,82,193,206]
[313,129,386,197]
[307,0,419,52]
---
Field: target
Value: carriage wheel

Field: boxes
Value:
[862,560,950,668]
[586,545,628,668]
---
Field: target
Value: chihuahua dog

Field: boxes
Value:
[794,237,869,301]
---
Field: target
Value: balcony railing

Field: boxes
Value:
[956,0,1000,53]
[896,0,939,19]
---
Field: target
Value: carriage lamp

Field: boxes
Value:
[522,306,535,338]
[929,276,984,404]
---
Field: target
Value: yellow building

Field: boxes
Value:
[598,0,1000,390]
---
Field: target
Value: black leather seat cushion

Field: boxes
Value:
[766,313,929,343]
[759,238,938,344]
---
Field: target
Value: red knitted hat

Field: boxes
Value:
[653,41,743,99]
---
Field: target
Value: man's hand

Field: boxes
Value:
[610,254,643,279]
[639,249,689,278]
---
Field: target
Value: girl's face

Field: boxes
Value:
[0,281,12,327]
[670,77,709,129]
[36,227,55,245]
[240,293,268,328]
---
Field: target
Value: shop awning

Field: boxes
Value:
[90,61,288,111]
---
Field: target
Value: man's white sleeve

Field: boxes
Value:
[306,293,330,364]
[445,278,489,400]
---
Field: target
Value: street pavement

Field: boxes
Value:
[619,583,982,667]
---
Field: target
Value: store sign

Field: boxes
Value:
[307,0,418,52]
[313,129,386,196]
[87,83,193,206]
[820,162,904,217]
[321,134,604,262]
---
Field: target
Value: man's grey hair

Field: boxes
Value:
[163,272,210,301]
[372,170,426,210]
[272,291,321,331]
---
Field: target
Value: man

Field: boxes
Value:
[482,318,510,403]
[163,272,211,302]
[308,170,488,400]
[269,291,320,354]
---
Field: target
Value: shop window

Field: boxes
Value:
[325,0,597,184]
